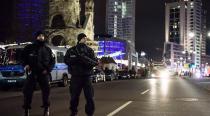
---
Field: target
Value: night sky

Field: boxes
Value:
[0,0,210,61]
[0,1,14,43]
[94,0,210,61]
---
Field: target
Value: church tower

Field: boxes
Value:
[47,0,94,46]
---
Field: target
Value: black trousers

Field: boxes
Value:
[22,72,50,109]
[70,76,95,115]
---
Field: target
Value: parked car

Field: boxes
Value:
[117,70,130,79]
[104,69,115,81]
[129,69,137,78]
[91,69,106,83]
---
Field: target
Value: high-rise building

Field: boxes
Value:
[186,0,204,67]
[15,0,48,42]
[106,0,136,68]
[164,0,206,68]
[201,10,207,55]
[164,0,188,67]
[122,0,135,49]
[106,0,135,47]
[106,0,123,38]
[165,0,187,45]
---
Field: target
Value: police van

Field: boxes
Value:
[0,43,71,89]
[49,46,71,86]
[0,46,5,65]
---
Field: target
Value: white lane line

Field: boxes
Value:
[107,101,133,116]
[198,82,210,84]
[141,89,150,95]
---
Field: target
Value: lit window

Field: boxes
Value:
[114,8,117,12]
[122,2,127,18]
[190,2,194,6]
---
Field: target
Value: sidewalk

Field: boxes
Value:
[182,76,210,91]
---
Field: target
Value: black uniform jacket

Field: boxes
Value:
[64,43,98,76]
[22,42,55,73]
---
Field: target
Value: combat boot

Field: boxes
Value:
[70,113,77,116]
[24,109,30,116]
[43,107,49,116]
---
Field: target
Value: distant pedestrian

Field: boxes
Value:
[22,31,55,116]
[64,33,98,116]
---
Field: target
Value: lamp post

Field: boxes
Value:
[140,51,146,57]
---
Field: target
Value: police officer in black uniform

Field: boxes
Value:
[64,33,98,116]
[22,31,55,116]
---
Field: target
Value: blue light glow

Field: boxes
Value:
[16,0,47,41]
[98,41,126,60]
[53,63,68,70]
[0,65,24,73]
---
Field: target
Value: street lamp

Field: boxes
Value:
[140,51,146,57]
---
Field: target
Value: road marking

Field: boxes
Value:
[141,89,150,95]
[198,82,210,84]
[176,98,198,102]
[107,101,133,116]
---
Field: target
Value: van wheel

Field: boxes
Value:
[95,78,98,83]
[61,75,68,87]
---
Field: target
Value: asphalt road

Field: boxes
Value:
[1,76,210,116]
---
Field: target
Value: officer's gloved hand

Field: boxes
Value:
[25,65,32,75]
[24,65,30,71]
[42,70,48,75]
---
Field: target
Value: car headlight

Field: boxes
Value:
[151,74,156,77]
[195,71,201,78]
[160,70,169,78]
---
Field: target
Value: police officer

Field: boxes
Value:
[22,31,55,116]
[64,33,98,116]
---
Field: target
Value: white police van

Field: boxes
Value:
[0,43,71,89]
[49,46,71,87]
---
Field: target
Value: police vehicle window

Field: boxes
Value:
[57,52,64,63]
[0,48,4,64]
[5,48,23,65]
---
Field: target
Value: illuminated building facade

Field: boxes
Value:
[106,0,136,68]
[95,36,129,66]
[97,40,127,60]
[95,38,127,59]
[164,0,206,68]
[15,0,48,42]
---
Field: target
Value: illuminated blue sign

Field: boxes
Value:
[0,65,24,72]
[97,41,126,60]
